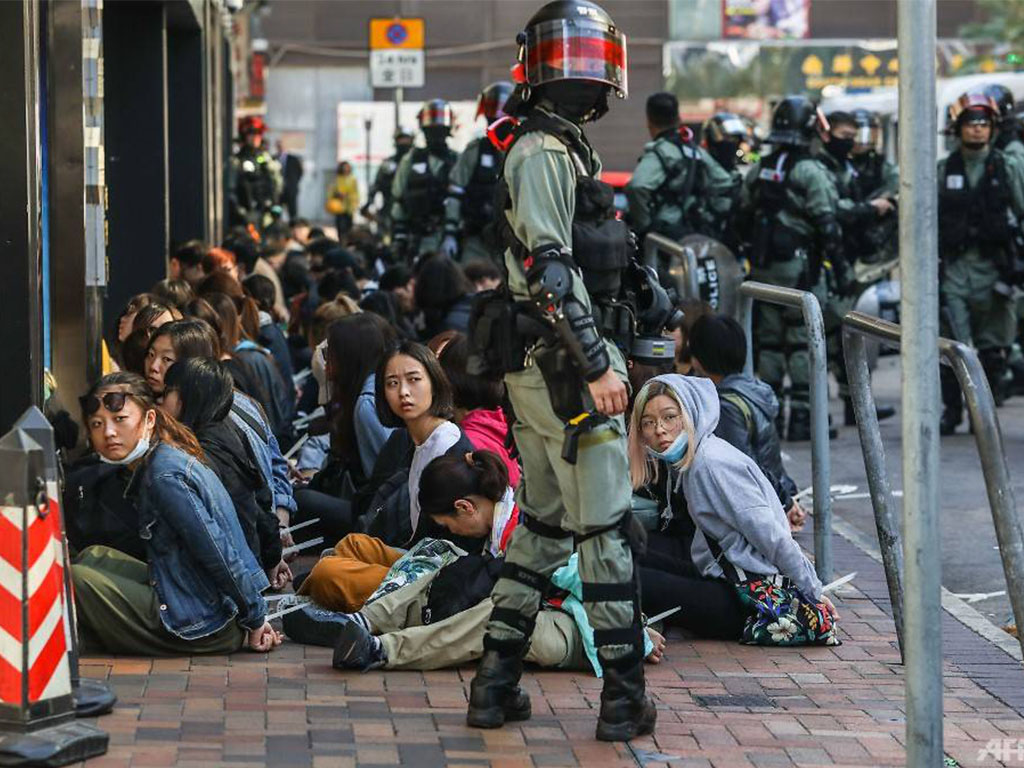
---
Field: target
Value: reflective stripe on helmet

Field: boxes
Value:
[523,18,627,95]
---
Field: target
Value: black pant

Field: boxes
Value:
[640,530,748,640]
[293,488,355,544]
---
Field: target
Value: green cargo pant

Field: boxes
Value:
[458,234,500,264]
[486,344,637,660]
[824,292,857,400]
[72,545,246,656]
[750,257,827,412]
[941,252,1017,350]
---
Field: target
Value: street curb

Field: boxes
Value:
[830,514,1023,661]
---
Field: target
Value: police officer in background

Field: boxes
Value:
[391,100,460,261]
[229,116,283,231]
[442,81,514,262]
[468,0,656,742]
[817,110,896,426]
[938,91,1024,434]
[626,92,733,243]
[739,96,842,441]
[363,129,414,238]
[700,111,749,243]
[984,83,1024,161]
[849,109,899,205]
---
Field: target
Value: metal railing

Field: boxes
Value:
[843,310,1024,664]
[736,281,832,583]
[642,232,699,302]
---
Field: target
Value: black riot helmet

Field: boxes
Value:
[766,95,828,148]
[515,1,628,98]
[702,112,748,170]
[418,99,455,130]
[984,83,1015,122]
[851,108,880,152]
[477,81,514,122]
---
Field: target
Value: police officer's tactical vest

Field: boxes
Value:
[375,156,401,208]
[647,132,705,237]
[462,140,502,235]
[749,149,813,265]
[851,152,885,200]
[494,110,635,345]
[403,146,458,229]
[234,147,276,213]
[938,149,1013,260]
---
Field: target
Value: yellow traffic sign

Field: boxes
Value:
[370,18,424,50]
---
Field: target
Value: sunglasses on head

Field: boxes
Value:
[79,391,130,416]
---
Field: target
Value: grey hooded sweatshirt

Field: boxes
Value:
[651,374,823,601]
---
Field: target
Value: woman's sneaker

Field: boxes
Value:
[332,622,387,671]
[280,596,363,647]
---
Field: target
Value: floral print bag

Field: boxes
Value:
[706,535,841,647]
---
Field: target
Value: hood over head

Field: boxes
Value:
[645,374,720,445]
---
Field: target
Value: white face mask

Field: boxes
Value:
[100,423,153,466]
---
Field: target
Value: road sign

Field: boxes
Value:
[370,49,424,88]
[369,18,424,50]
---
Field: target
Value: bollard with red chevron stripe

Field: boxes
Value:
[0,427,107,767]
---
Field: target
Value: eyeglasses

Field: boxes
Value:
[79,391,129,416]
[640,412,682,434]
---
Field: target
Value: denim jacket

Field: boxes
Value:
[130,442,269,640]
[230,391,297,516]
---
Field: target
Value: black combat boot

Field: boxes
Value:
[596,652,657,742]
[844,398,896,427]
[787,407,811,441]
[940,365,962,436]
[467,645,532,729]
[980,348,1009,407]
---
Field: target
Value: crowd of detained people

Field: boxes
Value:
[64,218,838,667]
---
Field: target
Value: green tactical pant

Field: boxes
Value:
[941,252,1017,350]
[824,293,857,400]
[72,545,246,656]
[458,233,501,264]
[486,344,637,660]
[362,571,585,671]
[750,257,827,412]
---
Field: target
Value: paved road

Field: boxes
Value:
[784,354,1024,629]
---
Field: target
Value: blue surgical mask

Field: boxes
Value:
[100,433,152,466]
[647,432,688,463]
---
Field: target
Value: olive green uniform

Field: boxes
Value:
[391,146,459,259]
[444,137,502,263]
[368,154,402,235]
[486,111,636,661]
[741,152,840,416]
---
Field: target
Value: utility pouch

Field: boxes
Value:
[467,290,527,379]
[533,342,586,423]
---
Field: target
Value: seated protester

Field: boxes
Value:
[71,373,281,656]
[205,291,294,445]
[292,313,398,541]
[120,303,181,375]
[670,299,712,376]
[285,450,519,647]
[462,259,502,293]
[162,358,290,590]
[151,278,194,311]
[202,246,240,282]
[688,314,806,532]
[414,254,474,339]
[143,318,300,548]
[628,375,840,646]
[359,290,416,341]
[438,333,520,487]
[113,293,159,363]
[183,296,268,403]
[169,240,206,287]
[377,265,419,340]
[297,341,475,612]
[243,273,296,391]
[64,455,141,561]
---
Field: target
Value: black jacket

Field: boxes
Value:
[63,457,144,561]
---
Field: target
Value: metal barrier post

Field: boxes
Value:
[642,232,700,301]
[842,320,905,657]
[736,281,831,583]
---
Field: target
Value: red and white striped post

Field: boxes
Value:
[0,427,107,767]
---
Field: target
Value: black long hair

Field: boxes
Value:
[326,313,398,462]
[418,450,509,520]
[438,333,504,411]
[375,340,454,429]
[164,357,234,432]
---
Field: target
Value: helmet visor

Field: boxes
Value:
[420,104,453,128]
[719,116,747,138]
[524,18,627,96]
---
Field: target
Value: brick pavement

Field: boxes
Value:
[70,528,1024,767]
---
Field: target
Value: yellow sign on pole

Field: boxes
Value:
[369,18,424,50]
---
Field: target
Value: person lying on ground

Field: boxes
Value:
[71,372,282,656]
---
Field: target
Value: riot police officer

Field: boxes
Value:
[849,109,898,204]
[984,83,1024,161]
[229,116,283,231]
[740,96,842,441]
[938,91,1024,434]
[363,129,414,238]
[817,111,896,426]
[625,92,732,242]
[700,111,750,242]
[468,0,656,742]
[442,81,514,262]
[391,100,460,261]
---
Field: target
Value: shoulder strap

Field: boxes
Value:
[702,529,743,584]
[510,111,593,176]
[230,400,269,444]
